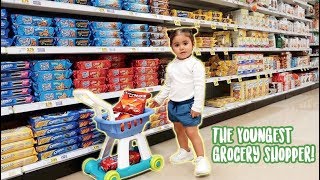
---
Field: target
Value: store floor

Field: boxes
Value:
[59,89,319,180]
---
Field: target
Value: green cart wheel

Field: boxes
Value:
[150,155,164,171]
[104,170,121,180]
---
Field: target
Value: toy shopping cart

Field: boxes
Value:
[73,89,164,180]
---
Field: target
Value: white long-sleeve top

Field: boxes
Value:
[154,56,206,112]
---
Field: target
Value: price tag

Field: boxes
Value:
[194,21,200,28]
[224,50,228,55]
[101,47,108,52]
[129,11,135,15]
[234,25,238,31]
[98,8,105,13]
[26,47,35,53]
[131,48,137,52]
[256,74,260,80]
[45,102,53,108]
[223,25,228,30]
[21,0,29,3]
[238,76,242,82]
[50,157,58,164]
[211,24,217,29]
[61,154,68,160]
[227,77,231,84]
[269,73,273,77]
[265,73,269,78]
[301,68,304,71]
[213,79,219,86]
[195,48,201,56]
[174,19,181,26]
[210,48,216,55]
[92,145,100,150]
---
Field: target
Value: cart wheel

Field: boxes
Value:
[104,170,121,180]
[150,155,164,171]
[82,158,95,174]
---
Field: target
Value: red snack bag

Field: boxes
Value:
[100,151,140,172]
[98,54,126,61]
[75,60,111,70]
[107,82,134,92]
[74,77,106,88]
[111,61,126,68]
[107,75,134,84]
[113,90,151,115]
[134,73,158,82]
[134,79,159,88]
[131,59,160,67]
[134,67,158,74]
[107,68,134,77]
[87,85,108,93]
[73,69,107,79]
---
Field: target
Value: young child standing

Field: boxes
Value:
[149,27,211,176]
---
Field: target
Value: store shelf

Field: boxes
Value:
[282,0,313,9]
[1,47,7,54]
[10,86,161,114]
[310,43,320,46]
[1,106,14,116]
[202,81,317,117]
[144,123,173,136]
[310,29,319,33]
[310,54,319,56]
[205,66,318,84]
[1,168,23,180]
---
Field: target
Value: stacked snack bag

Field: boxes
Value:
[1,127,38,172]
[1,8,12,47]
[91,21,123,47]
[148,100,170,129]
[1,61,33,107]
[31,59,73,102]
[132,58,160,88]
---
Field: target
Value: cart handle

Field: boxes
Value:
[73,89,115,121]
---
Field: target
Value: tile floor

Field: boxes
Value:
[59,89,319,180]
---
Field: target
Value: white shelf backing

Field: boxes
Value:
[2,47,312,55]
[1,168,23,180]
[310,54,319,56]
[1,107,14,116]
[12,86,162,114]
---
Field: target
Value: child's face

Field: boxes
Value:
[171,33,193,60]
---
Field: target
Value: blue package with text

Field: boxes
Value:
[55,28,90,38]
[1,9,7,19]
[91,30,122,38]
[31,70,73,82]
[29,111,80,129]
[79,125,96,135]
[124,38,150,47]
[1,19,9,29]
[32,121,78,137]
[1,88,32,98]
[122,24,149,32]
[93,38,123,46]
[34,89,73,102]
[11,14,53,26]
[35,129,78,145]
[1,38,13,47]
[90,22,122,30]
[1,79,32,90]
[55,37,90,46]
[78,137,105,148]
[122,3,150,13]
[1,70,31,81]
[54,18,89,28]
[90,0,122,9]
[31,59,72,71]
[35,136,79,153]
[37,144,78,160]
[32,79,73,92]
[14,36,55,46]
[78,109,94,120]
[124,31,150,39]
[1,28,9,38]
[122,0,148,4]
[78,131,104,141]
[13,25,55,37]
[1,61,30,72]
[1,95,33,107]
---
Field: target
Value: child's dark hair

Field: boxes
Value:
[166,27,198,46]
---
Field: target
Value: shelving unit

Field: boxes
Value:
[1,0,319,179]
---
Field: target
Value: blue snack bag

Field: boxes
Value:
[34,89,73,101]
[31,59,72,71]
[32,121,79,137]
[1,79,32,89]
[1,70,31,81]
[122,24,149,32]
[93,38,123,46]
[78,131,104,142]
[1,61,30,72]
[31,70,73,82]
[123,31,150,39]
[1,95,33,107]
[78,137,105,148]
[91,30,122,38]
[11,14,53,26]
[1,38,13,47]
[122,0,148,4]
[1,28,9,38]
[91,0,122,9]
[54,18,89,28]
[55,37,90,46]
[1,20,9,29]
[37,144,78,160]
[33,79,73,92]
[55,28,90,38]
[122,3,150,13]
[90,22,122,30]
[36,129,78,145]
[1,9,7,19]
[12,25,55,37]
[35,136,79,153]
[29,111,80,129]
[1,88,32,98]
[124,38,150,47]
[14,36,55,46]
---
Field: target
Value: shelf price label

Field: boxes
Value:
[26,47,35,53]
[234,25,238,31]
[45,102,53,108]
[226,77,231,84]
[195,48,201,56]
[211,24,217,29]
[213,79,219,86]
[101,47,108,52]
[224,50,228,55]
[21,0,29,3]
[210,48,215,55]
[50,157,58,164]
[98,8,105,13]
[265,73,269,78]
[92,145,100,151]
[223,25,228,30]
[269,72,273,77]
[194,21,200,28]
[238,76,242,82]
[174,19,181,26]
[256,74,260,80]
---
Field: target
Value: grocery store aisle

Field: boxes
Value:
[59,89,319,180]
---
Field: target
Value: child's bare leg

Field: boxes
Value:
[173,122,190,151]
[185,126,204,156]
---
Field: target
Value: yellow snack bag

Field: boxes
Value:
[1,126,33,145]
[1,156,38,172]
[1,138,35,155]
[1,147,37,164]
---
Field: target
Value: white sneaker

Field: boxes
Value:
[194,156,211,176]
[169,148,194,164]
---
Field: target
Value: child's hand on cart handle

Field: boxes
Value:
[148,99,160,108]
